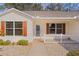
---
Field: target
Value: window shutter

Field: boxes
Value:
[23,21,27,36]
[46,23,49,34]
[63,23,65,34]
[1,21,5,36]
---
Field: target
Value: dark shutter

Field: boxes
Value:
[46,23,49,34]
[63,23,65,34]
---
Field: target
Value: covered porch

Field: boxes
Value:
[33,18,79,43]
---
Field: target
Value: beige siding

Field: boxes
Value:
[33,19,79,41]
[33,19,70,36]
[68,20,79,41]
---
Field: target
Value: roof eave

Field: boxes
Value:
[33,17,77,19]
[0,8,34,18]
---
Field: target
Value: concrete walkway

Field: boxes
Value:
[28,40,48,56]
[0,46,29,56]
[45,43,68,56]
[28,39,68,56]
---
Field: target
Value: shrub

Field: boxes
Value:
[12,42,15,45]
[0,39,4,45]
[0,40,11,45]
[67,50,79,56]
[3,40,11,45]
[17,40,28,45]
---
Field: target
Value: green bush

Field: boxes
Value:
[0,40,11,45]
[12,42,15,45]
[3,40,11,45]
[67,50,79,56]
[0,39,4,45]
[17,40,28,45]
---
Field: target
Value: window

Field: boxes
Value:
[6,21,23,36]
[47,23,65,34]
[6,22,13,35]
[57,24,63,34]
[15,22,23,35]
[15,22,22,28]
[6,22,13,28]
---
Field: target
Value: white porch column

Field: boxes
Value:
[60,34,63,43]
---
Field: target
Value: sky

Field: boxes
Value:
[0,3,5,13]
[63,3,79,11]
[41,3,49,9]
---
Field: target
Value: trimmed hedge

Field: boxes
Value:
[0,39,28,46]
[17,40,28,45]
[0,39,4,45]
[0,39,11,45]
[67,50,79,56]
[3,40,11,45]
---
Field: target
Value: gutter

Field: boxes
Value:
[32,16,77,19]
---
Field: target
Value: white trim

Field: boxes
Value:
[13,21,15,36]
[35,25,41,36]
[10,8,34,18]
[5,21,23,36]
[48,23,65,34]
[34,17,76,19]
[0,8,34,18]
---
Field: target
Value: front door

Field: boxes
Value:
[36,25,40,36]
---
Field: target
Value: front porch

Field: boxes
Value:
[33,19,79,43]
[33,34,78,43]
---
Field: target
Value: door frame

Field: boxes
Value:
[35,25,41,37]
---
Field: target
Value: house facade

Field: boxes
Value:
[0,8,79,42]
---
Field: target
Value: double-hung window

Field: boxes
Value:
[6,21,23,36]
[6,22,13,35]
[15,22,23,35]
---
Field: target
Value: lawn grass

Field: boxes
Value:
[67,50,79,56]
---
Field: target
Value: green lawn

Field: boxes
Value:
[67,50,79,56]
